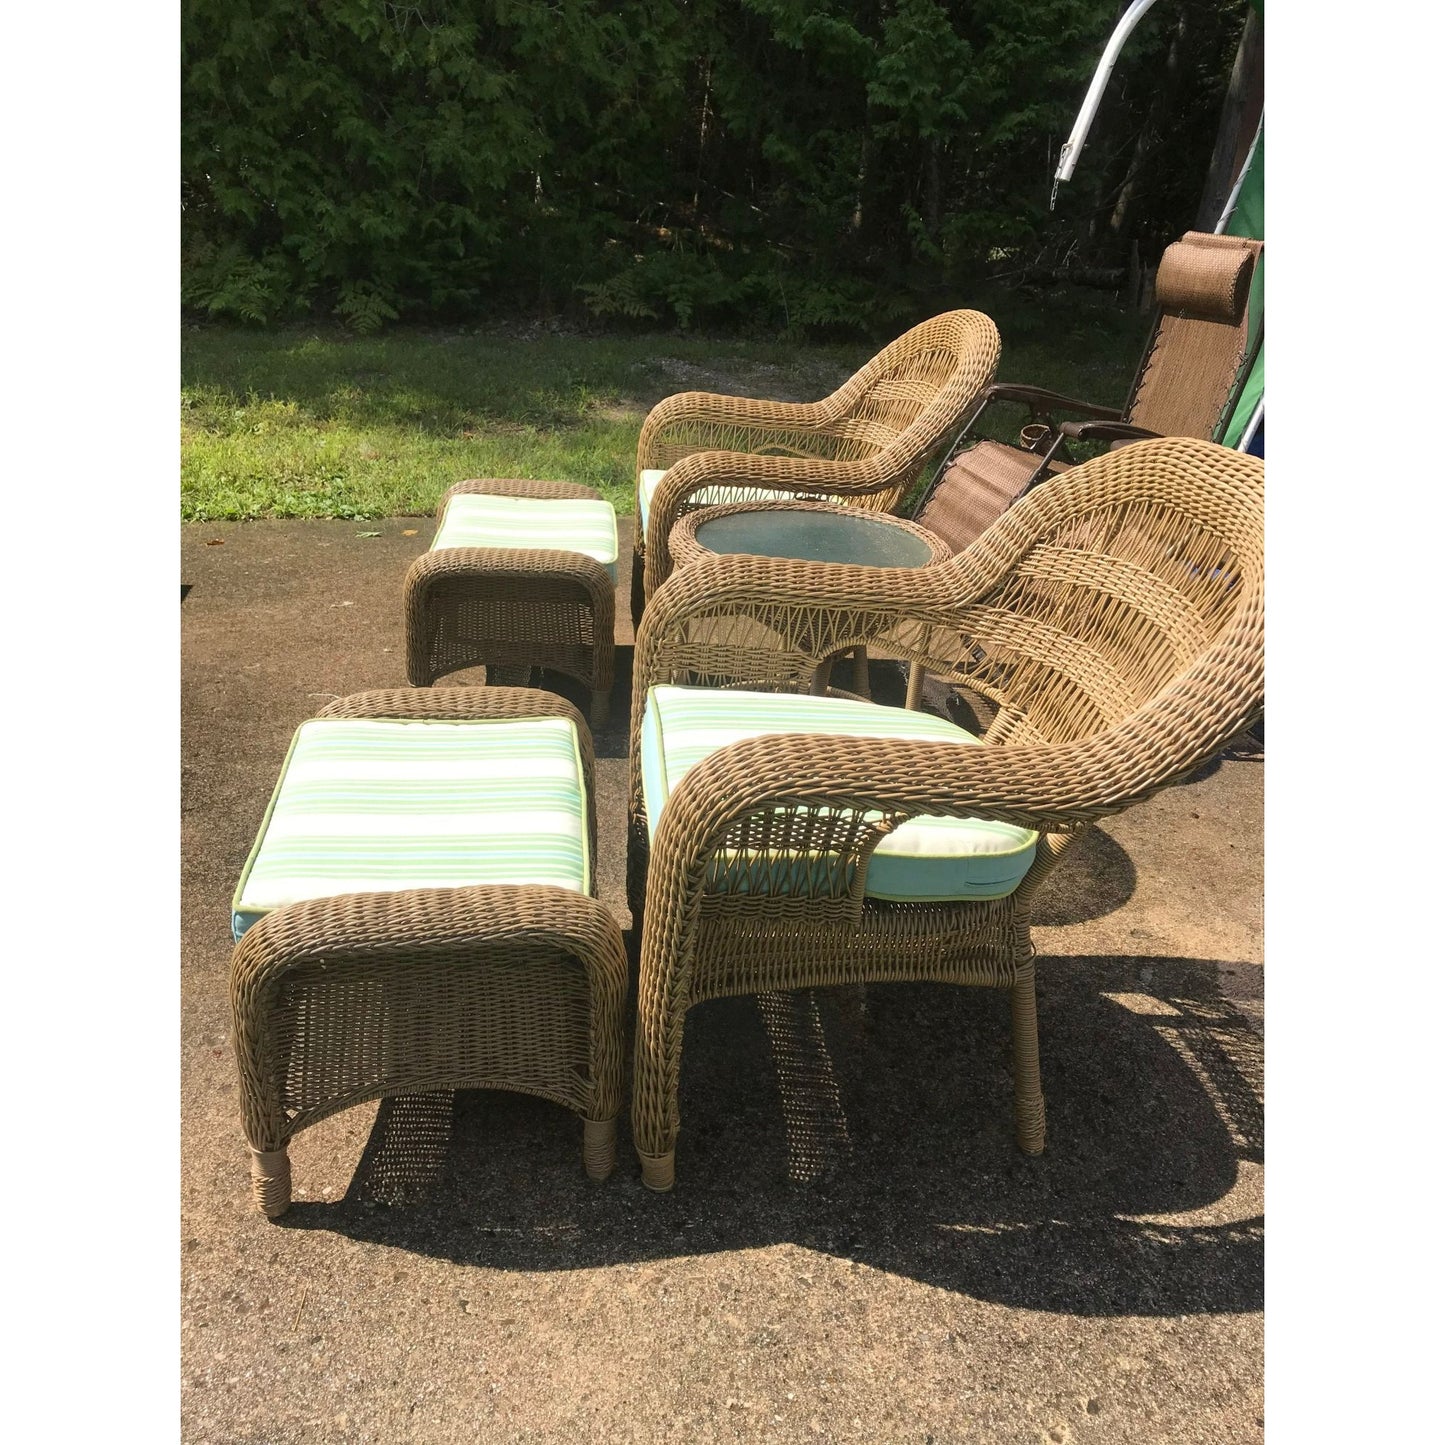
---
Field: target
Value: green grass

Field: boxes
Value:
[181,289,1150,521]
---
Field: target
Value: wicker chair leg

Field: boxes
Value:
[905,662,925,710]
[632,968,681,1190]
[1010,965,1046,1155]
[637,1149,676,1192]
[249,1146,293,1218]
[582,1116,618,1180]
[589,690,611,730]
[850,646,871,698]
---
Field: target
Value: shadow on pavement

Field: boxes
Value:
[278,952,1261,1318]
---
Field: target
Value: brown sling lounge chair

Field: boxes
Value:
[910,231,1262,555]
[626,435,1264,1189]
[632,309,1001,621]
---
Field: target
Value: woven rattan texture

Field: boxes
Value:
[1127,234,1261,440]
[633,309,1000,610]
[229,688,626,1216]
[915,440,1069,555]
[404,479,616,727]
[626,436,1263,1189]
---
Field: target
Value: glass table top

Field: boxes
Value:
[692,507,937,568]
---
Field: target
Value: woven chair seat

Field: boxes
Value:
[640,685,1036,903]
[637,468,848,535]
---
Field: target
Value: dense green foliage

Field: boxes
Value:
[183,0,1247,332]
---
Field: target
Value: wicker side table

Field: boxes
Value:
[668,499,952,703]
[229,687,627,1217]
[404,479,618,727]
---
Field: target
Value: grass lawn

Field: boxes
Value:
[181,288,1150,522]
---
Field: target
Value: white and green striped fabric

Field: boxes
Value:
[232,716,590,940]
[432,492,619,583]
[638,468,847,535]
[641,686,1037,903]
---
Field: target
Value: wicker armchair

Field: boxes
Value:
[626,435,1263,1190]
[632,309,1000,620]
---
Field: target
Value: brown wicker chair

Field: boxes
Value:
[632,309,1000,621]
[626,435,1263,1190]
[911,232,1262,555]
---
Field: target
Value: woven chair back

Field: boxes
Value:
[819,310,1002,468]
[908,436,1264,756]
[1126,231,1262,441]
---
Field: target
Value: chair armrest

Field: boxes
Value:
[642,450,908,596]
[1056,420,1160,445]
[318,686,590,731]
[630,551,974,783]
[638,547,964,655]
[979,383,1122,423]
[638,390,831,470]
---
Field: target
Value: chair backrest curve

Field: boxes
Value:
[933,435,1264,753]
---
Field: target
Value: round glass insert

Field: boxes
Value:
[693,508,936,568]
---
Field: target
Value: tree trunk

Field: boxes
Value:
[1108,4,1189,242]
[1195,8,1264,230]
[925,139,941,238]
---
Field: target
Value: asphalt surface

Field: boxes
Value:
[181,516,1263,1443]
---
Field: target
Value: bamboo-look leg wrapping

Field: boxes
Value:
[249,1147,292,1218]
[1009,960,1046,1155]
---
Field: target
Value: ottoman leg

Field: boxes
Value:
[249,1146,293,1218]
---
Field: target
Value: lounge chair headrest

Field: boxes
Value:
[1154,232,1259,324]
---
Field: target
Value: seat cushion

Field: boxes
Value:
[640,686,1037,903]
[638,468,846,535]
[232,716,591,940]
[432,492,619,583]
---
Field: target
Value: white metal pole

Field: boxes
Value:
[1051,0,1165,208]
[1237,396,1264,453]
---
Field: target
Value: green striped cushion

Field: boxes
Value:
[638,468,846,534]
[640,686,1037,903]
[432,492,619,583]
[232,716,590,940]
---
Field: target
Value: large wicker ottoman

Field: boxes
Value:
[228,687,627,1217]
[404,479,619,727]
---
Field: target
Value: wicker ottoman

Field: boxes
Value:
[404,479,619,727]
[228,687,626,1217]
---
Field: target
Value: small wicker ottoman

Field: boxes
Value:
[404,479,619,727]
[228,687,626,1217]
